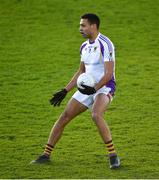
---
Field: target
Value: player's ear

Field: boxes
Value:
[90,24,94,28]
[91,24,96,30]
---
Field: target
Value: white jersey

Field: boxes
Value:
[80,32,116,93]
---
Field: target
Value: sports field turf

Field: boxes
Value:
[0,0,159,179]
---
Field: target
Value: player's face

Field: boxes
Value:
[79,19,93,38]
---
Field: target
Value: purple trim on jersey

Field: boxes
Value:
[80,43,87,54]
[98,39,104,57]
[106,75,116,94]
[89,40,95,44]
[99,35,113,53]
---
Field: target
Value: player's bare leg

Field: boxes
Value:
[92,93,120,169]
[31,98,87,164]
[92,93,111,142]
[47,98,87,147]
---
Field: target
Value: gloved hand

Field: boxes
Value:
[78,84,96,95]
[50,89,67,106]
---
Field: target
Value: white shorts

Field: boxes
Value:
[72,86,113,109]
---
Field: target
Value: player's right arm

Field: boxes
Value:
[50,61,85,106]
[65,61,85,92]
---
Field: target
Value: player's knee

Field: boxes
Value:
[57,111,72,128]
[91,111,102,122]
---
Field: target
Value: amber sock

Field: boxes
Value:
[43,144,54,157]
[105,140,116,156]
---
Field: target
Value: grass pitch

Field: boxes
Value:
[0,0,159,179]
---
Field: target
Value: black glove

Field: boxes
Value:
[78,84,96,95]
[50,89,67,106]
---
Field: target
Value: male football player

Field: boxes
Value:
[31,13,120,169]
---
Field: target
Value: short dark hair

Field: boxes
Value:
[81,13,100,29]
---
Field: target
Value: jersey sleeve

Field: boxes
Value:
[102,42,115,62]
[98,38,115,62]
[80,42,87,62]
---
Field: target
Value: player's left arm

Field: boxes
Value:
[94,61,114,91]
[79,61,114,95]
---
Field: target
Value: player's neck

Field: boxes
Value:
[89,31,99,43]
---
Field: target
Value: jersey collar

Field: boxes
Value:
[88,32,100,44]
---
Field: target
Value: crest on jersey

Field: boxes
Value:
[109,52,113,60]
[94,46,97,52]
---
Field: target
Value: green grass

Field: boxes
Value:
[0,0,159,178]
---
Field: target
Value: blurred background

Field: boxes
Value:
[0,0,158,178]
